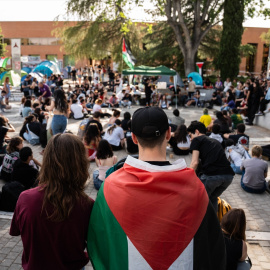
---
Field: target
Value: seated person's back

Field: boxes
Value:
[12,147,39,189]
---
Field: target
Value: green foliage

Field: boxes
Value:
[0,26,6,57]
[260,29,270,43]
[217,0,245,81]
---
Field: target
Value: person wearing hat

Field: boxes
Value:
[199,108,212,128]
[87,107,226,270]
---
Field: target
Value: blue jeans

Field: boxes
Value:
[51,115,67,135]
[93,169,104,190]
[200,174,234,212]
[241,170,266,194]
[230,163,242,174]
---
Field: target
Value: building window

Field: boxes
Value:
[48,38,58,45]
[3,38,11,45]
[40,38,49,45]
[262,44,269,72]
[28,38,40,46]
[46,54,57,61]
[21,38,29,46]
[246,43,257,73]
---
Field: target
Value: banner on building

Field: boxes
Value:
[11,39,21,76]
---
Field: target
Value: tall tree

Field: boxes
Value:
[217,0,245,81]
[0,26,6,57]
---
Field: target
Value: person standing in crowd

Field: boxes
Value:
[221,209,251,270]
[88,107,226,269]
[67,64,71,79]
[22,76,31,97]
[71,67,77,85]
[3,77,11,105]
[188,121,235,212]
[188,76,196,98]
[109,69,115,91]
[45,89,70,135]
[10,134,94,270]
[144,78,152,106]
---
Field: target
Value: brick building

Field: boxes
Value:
[0,21,269,75]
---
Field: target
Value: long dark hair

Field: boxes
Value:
[54,89,68,114]
[227,90,235,103]
[216,111,228,125]
[107,119,121,135]
[84,123,100,145]
[174,125,188,143]
[112,109,121,117]
[96,139,113,159]
[39,134,89,222]
[23,115,35,126]
[0,116,7,127]
[6,136,23,153]
[221,208,246,241]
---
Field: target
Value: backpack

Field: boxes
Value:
[217,197,232,221]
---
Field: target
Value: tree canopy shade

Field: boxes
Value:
[122,65,177,76]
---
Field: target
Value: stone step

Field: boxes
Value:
[254,103,270,131]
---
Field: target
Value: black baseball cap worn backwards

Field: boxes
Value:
[131,107,169,138]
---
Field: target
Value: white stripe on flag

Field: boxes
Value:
[127,237,193,270]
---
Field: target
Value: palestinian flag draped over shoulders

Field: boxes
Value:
[87,156,226,270]
[0,57,9,68]
[122,38,136,70]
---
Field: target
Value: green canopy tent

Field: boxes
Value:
[122,65,177,76]
[122,65,179,108]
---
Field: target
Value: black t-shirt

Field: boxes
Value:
[146,161,171,166]
[144,82,152,95]
[214,119,230,134]
[109,72,115,80]
[71,70,77,77]
[121,119,129,131]
[12,160,39,189]
[28,122,41,136]
[190,135,234,176]
[223,233,243,270]
[0,126,9,147]
[229,134,249,147]
[126,131,138,154]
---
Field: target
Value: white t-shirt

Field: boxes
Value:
[71,104,83,119]
[177,136,191,148]
[229,150,243,167]
[103,126,124,146]
[93,104,102,113]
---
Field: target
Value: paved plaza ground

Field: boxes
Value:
[0,98,270,269]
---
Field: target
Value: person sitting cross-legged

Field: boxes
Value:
[240,145,269,194]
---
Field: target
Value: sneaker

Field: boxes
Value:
[263,108,270,114]
[255,112,264,116]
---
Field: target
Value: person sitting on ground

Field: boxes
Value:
[209,124,223,144]
[103,119,125,151]
[70,99,84,120]
[0,90,12,112]
[19,114,41,145]
[199,108,212,128]
[125,120,138,154]
[108,93,119,108]
[159,94,169,109]
[83,123,101,161]
[121,92,132,108]
[12,147,40,189]
[207,91,222,109]
[0,116,16,154]
[22,99,32,118]
[0,137,24,182]
[121,111,131,132]
[224,123,249,150]
[185,90,200,107]
[214,111,231,134]
[231,108,244,130]
[240,145,268,194]
[87,107,226,269]
[188,121,235,212]
[168,124,190,155]
[225,139,250,175]
[221,209,251,270]
[93,139,117,190]
[92,98,111,118]
[170,109,185,132]
[221,90,236,111]
[10,134,94,270]
[222,110,232,128]
[108,109,121,126]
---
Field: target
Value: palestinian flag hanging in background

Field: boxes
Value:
[0,57,9,68]
[122,38,136,70]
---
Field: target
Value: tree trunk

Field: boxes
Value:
[184,50,196,76]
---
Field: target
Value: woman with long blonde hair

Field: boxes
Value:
[10,133,94,270]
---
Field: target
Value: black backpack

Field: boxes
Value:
[0,182,25,212]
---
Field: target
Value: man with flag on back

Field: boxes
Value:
[87,107,226,270]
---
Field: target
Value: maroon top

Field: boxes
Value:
[10,187,94,270]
